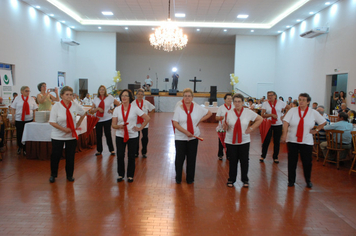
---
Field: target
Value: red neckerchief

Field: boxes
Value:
[122,104,131,143]
[232,107,244,144]
[224,104,231,111]
[21,95,30,121]
[268,100,277,124]
[182,102,194,135]
[136,100,144,124]
[96,96,105,117]
[296,106,309,142]
[60,100,78,140]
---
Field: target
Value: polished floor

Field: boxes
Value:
[1,112,356,236]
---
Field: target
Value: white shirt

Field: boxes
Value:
[172,103,209,141]
[145,78,153,86]
[93,95,116,122]
[49,102,86,140]
[131,99,155,128]
[283,107,326,145]
[216,104,233,123]
[82,97,92,105]
[262,100,286,126]
[11,96,38,121]
[225,108,258,145]
[112,105,144,139]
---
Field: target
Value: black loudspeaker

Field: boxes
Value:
[209,86,217,104]
[169,89,177,95]
[151,88,159,95]
[128,84,140,93]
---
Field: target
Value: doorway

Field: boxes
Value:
[328,73,348,114]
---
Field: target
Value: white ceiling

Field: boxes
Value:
[21,0,338,44]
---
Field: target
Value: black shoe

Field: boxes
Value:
[288,183,295,187]
[49,176,55,183]
[67,177,75,182]
[243,182,249,188]
[218,156,223,160]
[227,182,234,187]
[187,181,194,184]
[135,154,138,158]
[110,152,115,156]
[95,152,102,156]
[127,177,134,183]
[23,151,27,156]
[306,182,313,188]
[142,154,147,158]
[17,148,21,155]
[259,158,264,162]
[176,180,181,184]
[117,176,123,182]
[274,159,279,164]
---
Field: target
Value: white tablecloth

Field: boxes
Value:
[22,116,87,143]
[200,105,218,113]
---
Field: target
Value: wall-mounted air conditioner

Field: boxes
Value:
[300,27,329,38]
[62,38,80,46]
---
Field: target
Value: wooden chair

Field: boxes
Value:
[312,126,321,161]
[0,116,3,161]
[349,131,356,174]
[323,130,352,169]
[329,115,338,122]
[1,114,16,146]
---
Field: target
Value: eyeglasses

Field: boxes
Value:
[24,90,30,92]
[121,95,129,97]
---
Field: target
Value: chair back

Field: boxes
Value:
[329,115,338,122]
[313,126,320,144]
[326,130,344,151]
[351,131,356,154]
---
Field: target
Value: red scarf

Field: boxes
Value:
[296,106,309,142]
[268,100,277,124]
[136,100,144,124]
[224,104,231,111]
[182,102,194,134]
[96,96,105,117]
[60,100,78,140]
[232,107,244,144]
[21,95,30,121]
[122,104,131,143]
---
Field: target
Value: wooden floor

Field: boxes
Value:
[1,112,356,236]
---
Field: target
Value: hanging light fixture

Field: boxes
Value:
[149,0,188,52]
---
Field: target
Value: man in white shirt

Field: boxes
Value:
[142,75,153,91]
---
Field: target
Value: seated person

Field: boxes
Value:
[348,110,356,124]
[316,105,329,142]
[320,112,353,160]
[312,102,318,109]
[248,99,255,109]
[142,75,153,91]
[338,103,350,113]
[12,92,18,103]
[82,93,92,105]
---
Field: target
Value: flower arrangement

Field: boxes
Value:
[230,73,239,95]
[109,71,122,97]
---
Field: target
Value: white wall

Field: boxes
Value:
[0,0,77,95]
[75,32,117,95]
[275,0,356,112]
[234,36,277,98]
[116,42,235,93]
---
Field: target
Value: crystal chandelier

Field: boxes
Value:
[149,0,188,52]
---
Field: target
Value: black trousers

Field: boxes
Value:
[175,139,199,183]
[95,119,114,153]
[261,125,283,159]
[218,138,224,157]
[116,137,137,178]
[15,120,33,150]
[287,142,313,184]
[50,139,77,178]
[172,78,178,90]
[226,143,250,183]
[136,128,149,155]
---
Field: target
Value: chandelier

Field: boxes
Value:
[149,0,188,52]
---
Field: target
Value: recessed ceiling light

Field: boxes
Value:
[286,25,291,28]
[325,2,331,5]
[35,6,41,9]
[49,14,54,17]
[223,29,227,32]
[125,27,128,30]
[71,26,75,28]
[98,27,101,29]
[237,14,249,19]
[251,30,254,32]
[197,29,200,31]
[278,31,282,33]
[102,11,113,16]
[309,12,314,14]
[61,21,65,23]
[151,28,155,30]
[175,13,186,18]
[297,19,301,22]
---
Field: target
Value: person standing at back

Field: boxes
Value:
[172,72,179,90]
